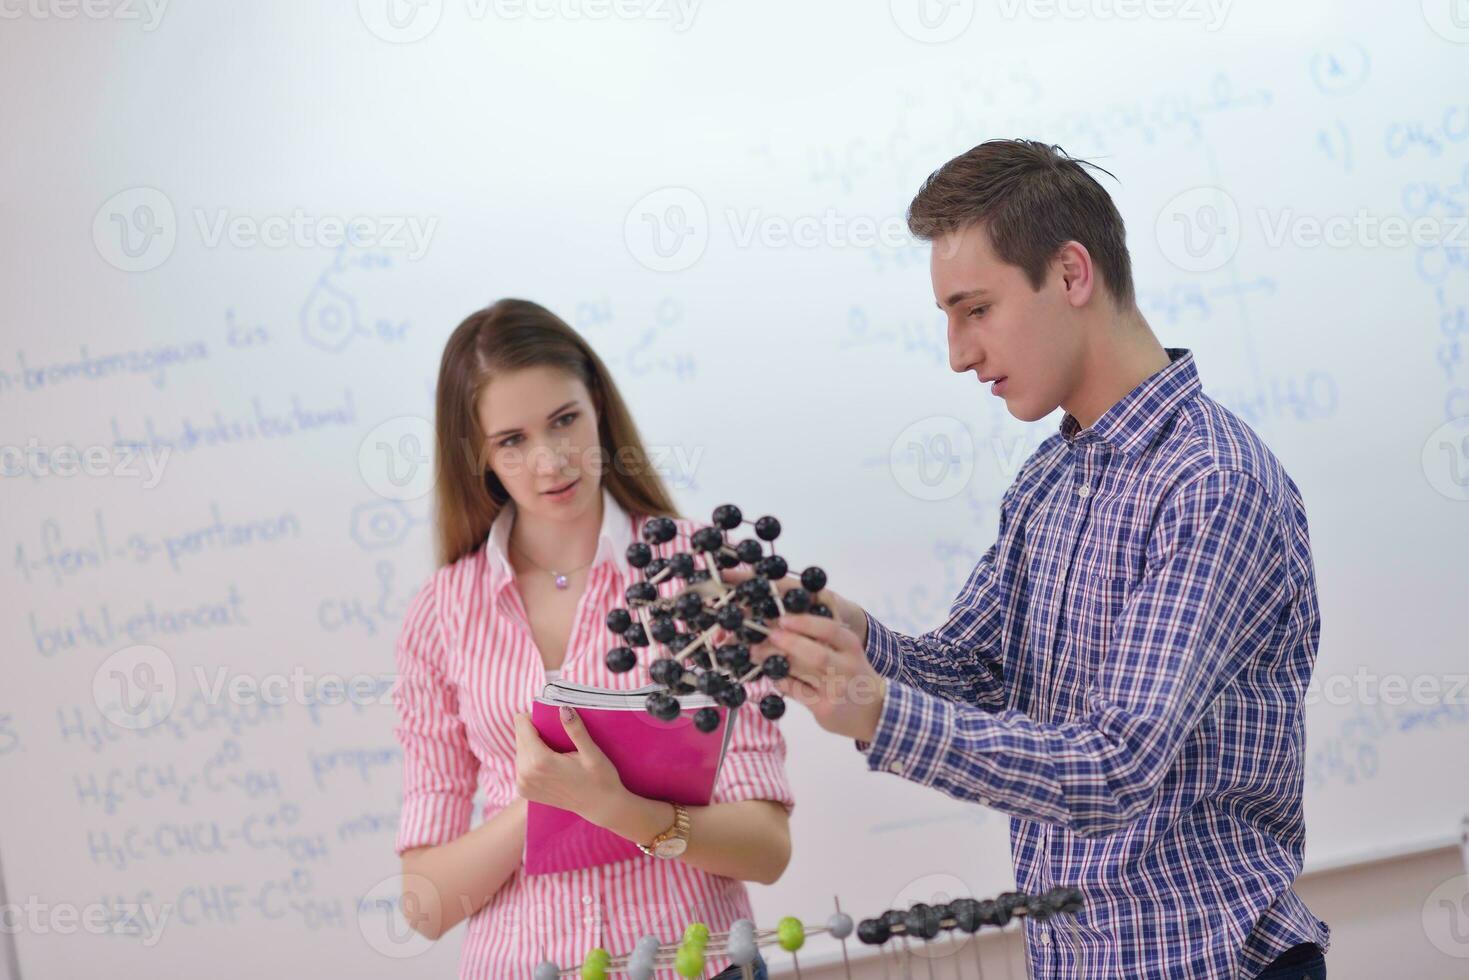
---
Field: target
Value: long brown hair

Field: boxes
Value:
[432,298,680,568]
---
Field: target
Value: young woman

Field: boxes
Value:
[391,299,792,979]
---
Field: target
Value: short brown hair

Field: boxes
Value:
[907,139,1135,309]
[432,298,680,567]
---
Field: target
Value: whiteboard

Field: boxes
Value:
[2,1,1467,975]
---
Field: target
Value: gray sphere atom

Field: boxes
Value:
[625,953,654,980]
[727,934,758,965]
[827,911,854,939]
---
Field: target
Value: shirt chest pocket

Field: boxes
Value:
[1067,574,1134,675]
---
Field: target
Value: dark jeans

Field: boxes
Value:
[1253,943,1326,980]
[710,953,768,979]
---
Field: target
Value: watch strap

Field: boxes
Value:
[638,803,690,857]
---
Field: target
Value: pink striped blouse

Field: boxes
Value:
[393,487,795,979]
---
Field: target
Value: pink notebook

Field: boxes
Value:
[524,680,737,875]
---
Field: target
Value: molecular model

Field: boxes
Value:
[602,504,832,733]
[532,886,1086,979]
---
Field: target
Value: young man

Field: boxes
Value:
[757,140,1331,979]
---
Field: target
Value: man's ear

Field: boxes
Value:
[1055,240,1096,307]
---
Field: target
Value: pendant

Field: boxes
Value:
[554,573,569,589]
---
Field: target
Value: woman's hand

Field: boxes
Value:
[513,708,630,827]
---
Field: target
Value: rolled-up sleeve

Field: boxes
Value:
[863,469,1289,837]
[392,573,479,855]
[710,678,796,814]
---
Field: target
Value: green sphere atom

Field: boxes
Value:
[777,916,805,952]
[675,943,706,977]
[580,947,611,980]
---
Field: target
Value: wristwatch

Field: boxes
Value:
[637,803,690,859]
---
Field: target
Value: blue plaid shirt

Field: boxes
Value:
[861,349,1331,979]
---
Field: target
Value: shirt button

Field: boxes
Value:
[887,760,904,774]
[976,797,990,806]
[581,895,593,905]
[1039,931,1052,946]
[1075,484,1091,499]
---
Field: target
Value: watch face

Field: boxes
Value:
[654,837,687,859]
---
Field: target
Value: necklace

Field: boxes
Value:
[509,522,595,590]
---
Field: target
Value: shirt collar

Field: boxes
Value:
[485,485,634,594]
[1059,347,1201,458]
